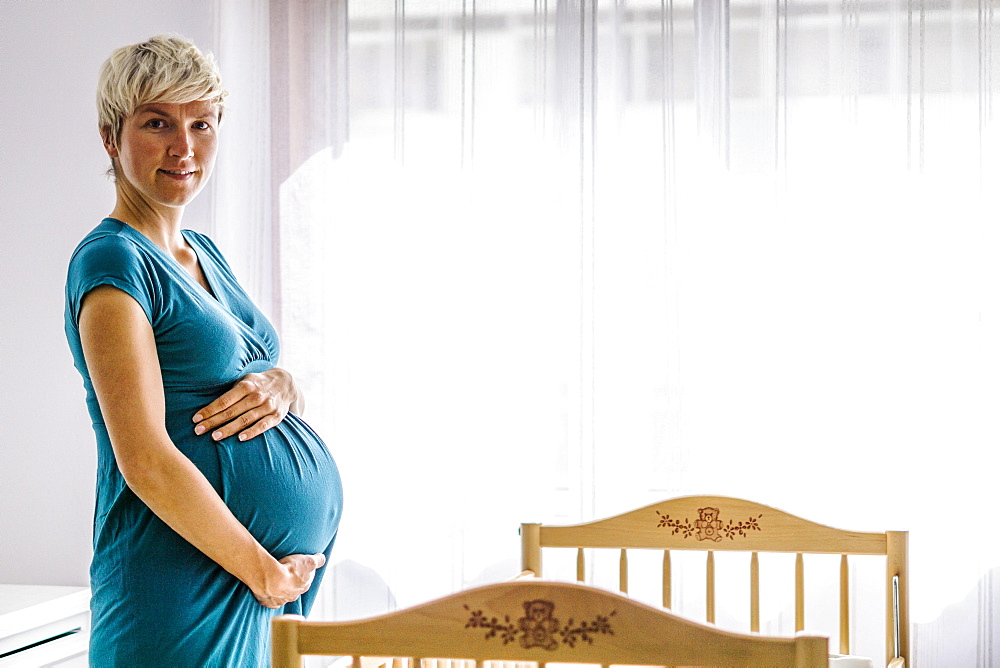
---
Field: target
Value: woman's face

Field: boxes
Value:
[106,100,220,212]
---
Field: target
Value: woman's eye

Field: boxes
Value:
[193,121,212,131]
[145,119,166,129]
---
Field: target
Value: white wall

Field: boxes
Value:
[0,1,218,586]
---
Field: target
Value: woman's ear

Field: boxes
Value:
[100,128,119,158]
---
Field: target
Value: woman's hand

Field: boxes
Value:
[192,368,302,442]
[251,553,327,609]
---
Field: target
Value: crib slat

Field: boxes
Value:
[795,553,805,632]
[840,554,850,654]
[576,548,585,582]
[619,549,628,594]
[662,550,672,609]
[706,551,716,624]
[750,552,760,632]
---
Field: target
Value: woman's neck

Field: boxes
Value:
[110,193,187,256]
[110,196,208,290]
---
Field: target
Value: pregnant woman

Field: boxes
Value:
[63,35,343,666]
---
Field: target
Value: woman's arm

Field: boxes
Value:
[79,285,322,609]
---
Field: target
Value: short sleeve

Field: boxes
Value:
[66,234,157,328]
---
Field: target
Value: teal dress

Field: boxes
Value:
[64,218,343,667]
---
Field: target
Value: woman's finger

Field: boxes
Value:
[210,407,282,442]
[231,413,282,442]
[195,394,282,439]
[192,375,262,424]
[194,395,259,436]
[280,553,326,578]
[192,387,246,423]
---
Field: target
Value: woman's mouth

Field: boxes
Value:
[159,169,195,180]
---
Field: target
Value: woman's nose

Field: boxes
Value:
[169,130,194,159]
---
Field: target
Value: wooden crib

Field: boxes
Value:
[520,495,907,667]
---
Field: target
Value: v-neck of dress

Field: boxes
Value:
[180,230,221,303]
[111,218,221,304]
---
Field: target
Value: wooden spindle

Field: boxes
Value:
[662,550,672,609]
[795,553,805,632]
[619,549,629,594]
[576,548,585,582]
[520,523,541,576]
[840,554,850,654]
[706,551,716,624]
[750,552,760,633]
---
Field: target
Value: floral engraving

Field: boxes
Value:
[656,507,763,542]
[464,600,615,650]
[557,611,616,648]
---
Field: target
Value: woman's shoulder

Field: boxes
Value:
[65,219,161,324]
[66,218,161,291]
[69,218,143,265]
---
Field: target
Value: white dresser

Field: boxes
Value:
[0,585,90,667]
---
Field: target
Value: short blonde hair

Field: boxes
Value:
[97,34,228,148]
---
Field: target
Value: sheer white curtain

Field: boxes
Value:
[216,0,1000,664]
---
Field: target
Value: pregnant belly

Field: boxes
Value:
[169,411,343,558]
[219,414,342,557]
